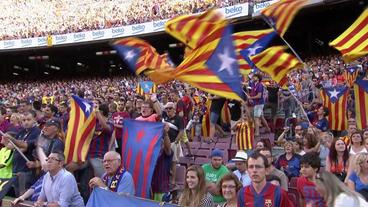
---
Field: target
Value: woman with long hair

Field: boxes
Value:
[216,173,242,207]
[315,171,367,207]
[347,152,368,200]
[349,131,367,155]
[179,165,214,207]
[326,138,350,182]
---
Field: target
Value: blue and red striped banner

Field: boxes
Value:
[121,120,164,198]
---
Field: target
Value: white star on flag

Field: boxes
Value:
[328,89,340,99]
[83,101,91,113]
[124,50,135,61]
[218,47,236,76]
[247,44,263,56]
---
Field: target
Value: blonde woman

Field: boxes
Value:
[179,165,214,207]
[315,171,368,207]
[347,153,368,196]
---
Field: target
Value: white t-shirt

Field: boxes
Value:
[334,193,368,207]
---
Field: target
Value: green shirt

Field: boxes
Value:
[0,148,13,179]
[202,163,229,204]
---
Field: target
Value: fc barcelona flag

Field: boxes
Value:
[136,81,157,96]
[121,120,163,198]
[87,187,179,207]
[321,86,349,131]
[344,66,359,87]
[64,95,96,163]
[354,79,368,130]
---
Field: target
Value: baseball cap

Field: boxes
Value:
[45,118,61,129]
[164,102,175,109]
[210,149,223,158]
[231,150,248,162]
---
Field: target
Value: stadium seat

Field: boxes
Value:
[189,142,201,150]
[217,137,232,144]
[175,165,186,189]
[178,157,194,167]
[196,149,211,158]
[215,142,229,150]
[200,142,215,150]
[195,157,210,166]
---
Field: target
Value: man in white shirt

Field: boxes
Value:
[231,150,251,187]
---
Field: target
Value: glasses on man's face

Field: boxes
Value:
[46,157,61,162]
[103,159,118,164]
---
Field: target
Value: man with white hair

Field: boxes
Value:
[89,151,135,195]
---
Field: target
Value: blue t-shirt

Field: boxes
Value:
[315,118,328,132]
[349,171,368,192]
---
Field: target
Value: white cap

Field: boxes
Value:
[231,150,248,162]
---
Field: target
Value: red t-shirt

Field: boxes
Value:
[112,111,130,139]
[296,177,326,207]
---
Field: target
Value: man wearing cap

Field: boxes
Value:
[232,151,251,187]
[202,149,229,204]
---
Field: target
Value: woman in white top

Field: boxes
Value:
[315,171,368,207]
[349,131,368,155]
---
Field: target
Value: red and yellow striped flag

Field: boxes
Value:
[235,121,254,151]
[64,95,96,163]
[330,8,368,63]
[165,9,224,50]
[261,0,308,37]
[113,38,173,75]
[321,86,349,131]
[354,79,368,130]
[344,66,359,87]
[250,46,303,87]
[233,29,275,76]
[220,101,231,127]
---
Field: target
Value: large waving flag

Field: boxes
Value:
[329,8,368,63]
[354,79,368,130]
[321,86,349,131]
[250,46,303,87]
[113,38,173,75]
[233,29,277,75]
[87,187,179,207]
[344,65,360,87]
[165,9,224,49]
[261,0,308,37]
[121,120,163,198]
[136,81,157,96]
[64,95,96,163]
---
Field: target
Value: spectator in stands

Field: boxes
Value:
[347,152,368,198]
[89,151,135,195]
[292,139,306,156]
[316,171,368,206]
[136,96,162,122]
[259,148,289,191]
[111,98,130,154]
[0,131,15,179]
[297,152,325,207]
[58,102,69,133]
[33,151,84,207]
[231,150,251,187]
[5,111,40,196]
[207,95,226,143]
[237,152,292,207]
[179,165,213,207]
[232,112,254,152]
[0,107,10,133]
[151,124,173,202]
[12,174,45,205]
[349,131,367,155]
[202,149,229,204]
[247,74,265,137]
[275,141,301,179]
[217,173,242,207]
[266,174,282,187]
[315,107,329,132]
[88,102,114,177]
[326,138,349,182]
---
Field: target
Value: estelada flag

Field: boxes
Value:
[261,0,308,37]
[354,79,368,130]
[329,8,368,63]
[112,38,173,75]
[64,95,96,163]
[320,86,349,131]
[121,120,164,198]
[250,46,303,88]
[344,65,359,87]
[136,81,157,96]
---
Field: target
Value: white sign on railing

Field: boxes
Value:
[0,3,249,51]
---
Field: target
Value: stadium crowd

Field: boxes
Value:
[0,53,367,206]
[0,0,248,41]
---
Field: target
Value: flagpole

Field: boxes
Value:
[261,16,305,65]
[260,16,312,125]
